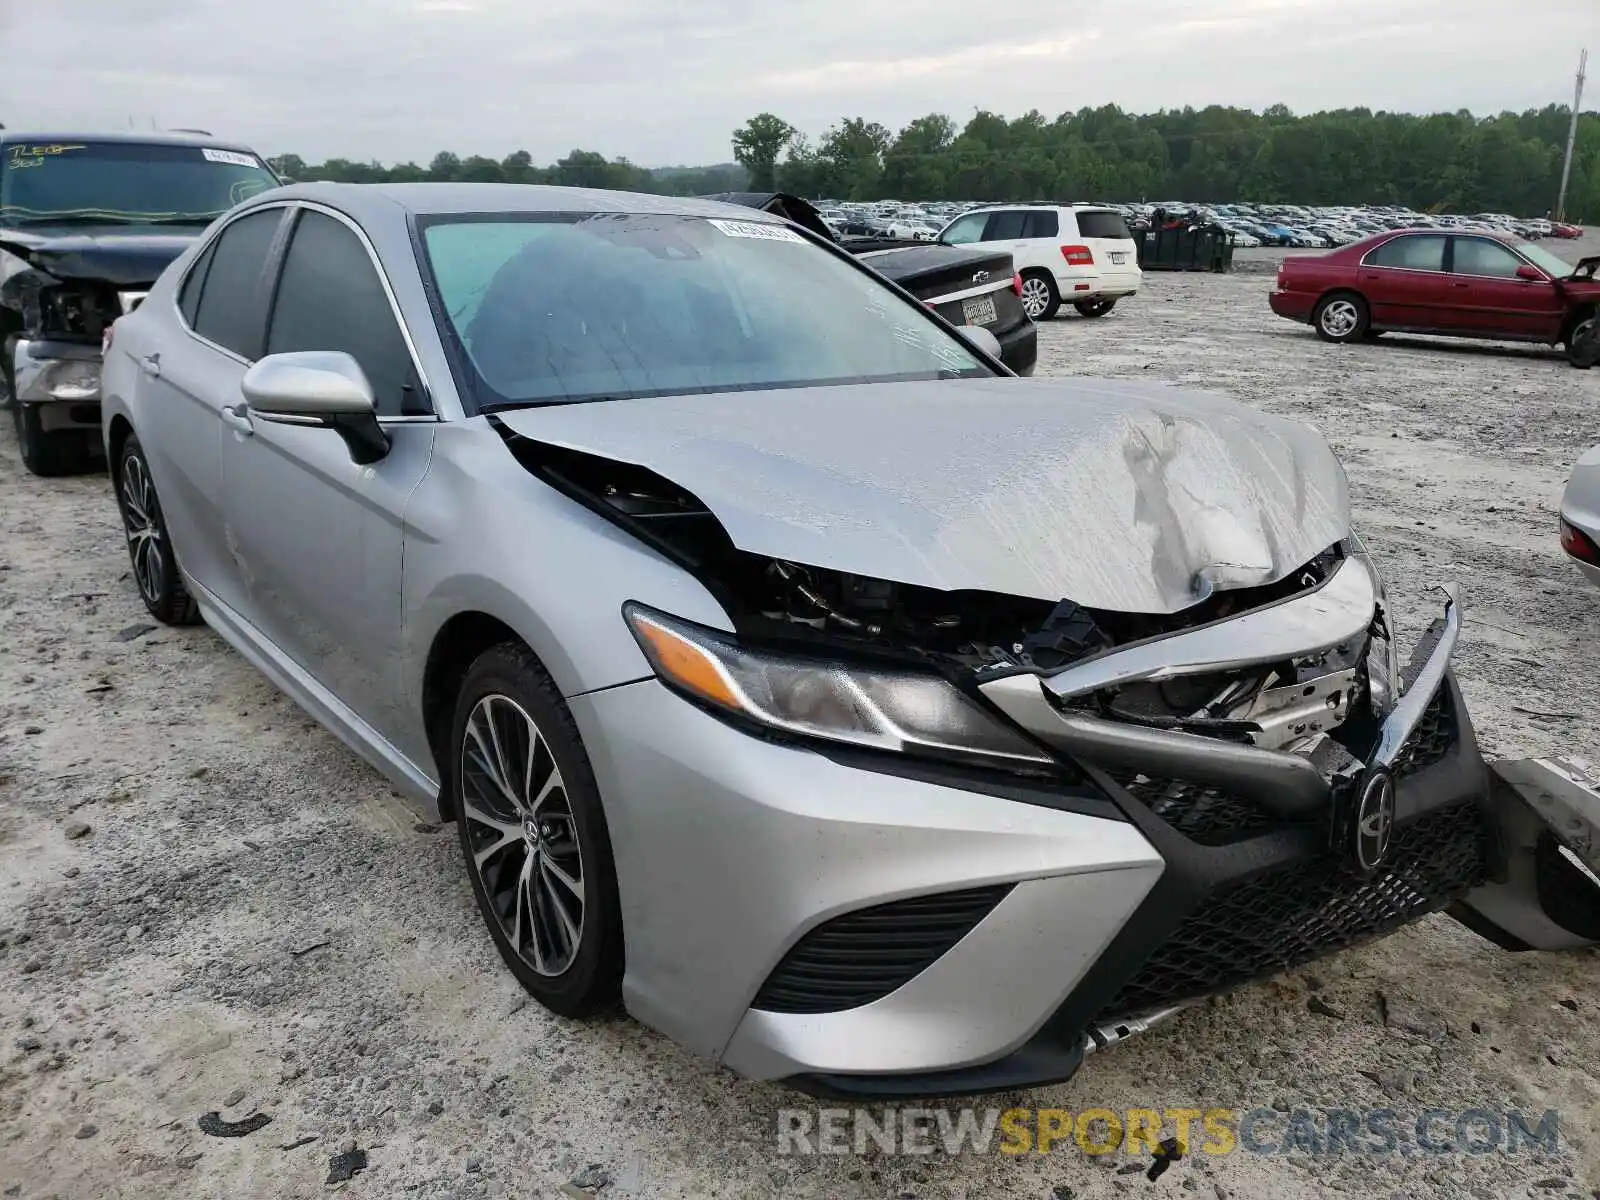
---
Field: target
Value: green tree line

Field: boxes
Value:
[271,103,1600,221]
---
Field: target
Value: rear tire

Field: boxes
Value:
[115,433,201,625]
[1313,292,1369,343]
[14,404,95,477]
[1073,297,1117,318]
[451,642,623,1018]
[1018,270,1061,321]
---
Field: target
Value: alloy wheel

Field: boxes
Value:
[1020,276,1053,319]
[1320,299,1360,338]
[119,452,166,605]
[459,693,585,976]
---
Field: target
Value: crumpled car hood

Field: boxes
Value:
[496,376,1351,614]
[0,224,201,287]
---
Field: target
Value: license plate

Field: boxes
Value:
[1110,252,1127,264]
[962,294,998,325]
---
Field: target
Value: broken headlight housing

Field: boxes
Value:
[1345,531,1401,716]
[623,603,1052,768]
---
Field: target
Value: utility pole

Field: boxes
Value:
[1556,47,1587,222]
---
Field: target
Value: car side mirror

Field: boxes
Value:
[1516,264,1544,281]
[955,324,1003,361]
[240,351,390,464]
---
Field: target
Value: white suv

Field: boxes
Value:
[937,205,1142,321]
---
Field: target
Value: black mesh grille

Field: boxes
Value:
[1099,802,1489,1018]
[1115,775,1279,846]
[752,885,1013,1015]
[1395,685,1456,777]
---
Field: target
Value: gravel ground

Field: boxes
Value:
[2,240,1599,1200]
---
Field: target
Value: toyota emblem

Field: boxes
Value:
[1352,769,1396,874]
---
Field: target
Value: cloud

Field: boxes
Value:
[4,0,1595,165]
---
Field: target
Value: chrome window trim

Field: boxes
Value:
[172,198,441,421]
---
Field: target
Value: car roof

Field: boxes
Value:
[1366,227,1521,244]
[0,130,260,153]
[260,181,785,223]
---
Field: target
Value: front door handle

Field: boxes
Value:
[139,353,161,379]
[220,404,254,436]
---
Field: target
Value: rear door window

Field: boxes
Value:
[982,210,1029,241]
[178,240,218,328]
[1364,235,1447,271]
[191,207,285,359]
[1074,210,1132,240]
[1021,211,1059,239]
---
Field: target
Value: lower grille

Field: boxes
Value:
[1116,775,1278,846]
[752,885,1013,1015]
[1098,802,1489,1018]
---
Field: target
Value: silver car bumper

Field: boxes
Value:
[567,678,1164,1083]
[9,339,103,428]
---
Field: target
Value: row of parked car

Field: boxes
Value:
[4,129,1599,1102]
[815,198,1581,250]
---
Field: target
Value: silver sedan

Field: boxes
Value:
[1561,444,1600,587]
[99,183,1598,1096]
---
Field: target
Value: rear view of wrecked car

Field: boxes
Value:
[0,132,279,474]
[98,183,1600,1098]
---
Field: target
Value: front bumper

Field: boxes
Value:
[569,580,1512,1096]
[8,339,103,428]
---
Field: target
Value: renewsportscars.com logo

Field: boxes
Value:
[777,1106,1562,1158]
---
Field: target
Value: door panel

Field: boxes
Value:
[218,205,435,746]
[135,206,286,612]
[1438,237,1566,340]
[1355,234,1449,329]
[219,418,434,744]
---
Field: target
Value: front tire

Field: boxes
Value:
[115,434,201,625]
[1074,297,1117,318]
[1313,292,1369,343]
[1018,270,1061,321]
[14,404,95,477]
[451,643,623,1017]
[1566,310,1597,369]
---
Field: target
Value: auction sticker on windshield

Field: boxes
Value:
[707,218,805,243]
[201,148,260,168]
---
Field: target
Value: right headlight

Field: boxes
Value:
[623,603,1053,769]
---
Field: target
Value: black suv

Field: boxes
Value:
[0,132,281,474]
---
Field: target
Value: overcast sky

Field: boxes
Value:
[4,0,1595,166]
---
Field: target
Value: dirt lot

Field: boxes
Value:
[2,237,1599,1200]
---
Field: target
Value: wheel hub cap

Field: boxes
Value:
[460,693,585,977]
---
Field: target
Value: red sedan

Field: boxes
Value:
[1268,229,1599,366]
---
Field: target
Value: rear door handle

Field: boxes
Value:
[220,404,254,436]
[139,353,161,379]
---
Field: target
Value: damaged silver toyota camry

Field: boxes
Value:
[100,184,1600,1096]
